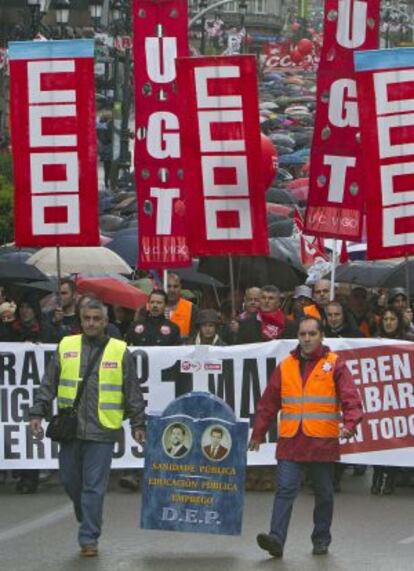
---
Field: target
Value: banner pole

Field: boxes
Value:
[163,269,168,292]
[405,255,410,300]
[330,239,337,301]
[56,245,62,307]
[229,255,236,317]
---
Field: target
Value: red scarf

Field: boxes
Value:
[258,309,285,340]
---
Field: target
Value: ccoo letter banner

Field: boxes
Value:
[176,56,269,256]
[304,0,380,240]
[133,0,191,269]
[9,40,99,247]
[355,48,414,259]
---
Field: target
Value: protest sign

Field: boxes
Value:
[1,339,413,469]
[9,40,99,247]
[141,392,248,535]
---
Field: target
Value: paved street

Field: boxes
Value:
[1,470,413,571]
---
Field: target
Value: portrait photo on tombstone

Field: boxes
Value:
[163,422,192,459]
[202,425,231,461]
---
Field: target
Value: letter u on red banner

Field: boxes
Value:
[175,56,269,256]
[304,0,380,240]
[133,0,191,269]
[9,40,99,247]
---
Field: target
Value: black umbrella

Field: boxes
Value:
[268,219,294,238]
[8,278,58,300]
[324,261,399,288]
[0,262,49,282]
[0,247,37,263]
[198,252,306,291]
[380,260,414,292]
[266,187,298,205]
[175,262,225,288]
[105,228,137,267]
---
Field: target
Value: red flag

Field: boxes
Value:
[133,0,191,268]
[294,209,327,266]
[305,0,380,240]
[355,48,414,259]
[340,241,349,264]
[176,56,269,256]
[9,40,99,247]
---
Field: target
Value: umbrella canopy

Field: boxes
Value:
[324,261,399,287]
[105,228,138,267]
[279,153,308,166]
[27,247,132,275]
[266,187,298,205]
[380,260,414,291]
[8,278,58,300]
[0,261,49,282]
[175,263,225,288]
[0,247,37,263]
[76,277,148,310]
[199,241,306,291]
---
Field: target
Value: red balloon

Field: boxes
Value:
[297,38,313,56]
[290,49,303,64]
[291,22,301,32]
[261,133,278,190]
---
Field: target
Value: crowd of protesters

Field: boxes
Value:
[0,272,413,496]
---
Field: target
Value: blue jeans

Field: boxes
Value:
[270,460,334,547]
[59,440,114,547]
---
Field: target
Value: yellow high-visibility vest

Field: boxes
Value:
[57,335,126,430]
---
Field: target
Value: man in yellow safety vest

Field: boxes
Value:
[29,299,145,558]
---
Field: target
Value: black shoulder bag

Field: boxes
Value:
[46,344,107,443]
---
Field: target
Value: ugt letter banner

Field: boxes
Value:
[355,49,414,259]
[176,56,269,256]
[9,40,99,247]
[133,0,191,269]
[304,0,380,239]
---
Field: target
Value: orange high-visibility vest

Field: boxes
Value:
[279,352,341,438]
[303,304,322,320]
[169,297,192,337]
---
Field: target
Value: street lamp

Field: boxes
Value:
[239,0,248,53]
[199,0,208,55]
[52,0,71,37]
[110,0,122,23]
[27,0,47,38]
[89,0,103,29]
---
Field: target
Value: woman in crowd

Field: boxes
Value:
[371,308,406,495]
[6,295,58,493]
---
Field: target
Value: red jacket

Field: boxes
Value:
[251,344,363,462]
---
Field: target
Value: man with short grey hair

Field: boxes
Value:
[29,300,145,557]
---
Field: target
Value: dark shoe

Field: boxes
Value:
[312,543,329,555]
[16,480,38,494]
[118,474,139,491]
[256,533,283,558]
[370,482,382,495]
[383,477,395,495]
[353,465,367,476]
[80,545,98,557]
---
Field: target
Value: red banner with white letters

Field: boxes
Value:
[9,40,99,247]
[304,0,380,240]
[175,56,269,256]
[133,0,191,269]
[355,48,414,259]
